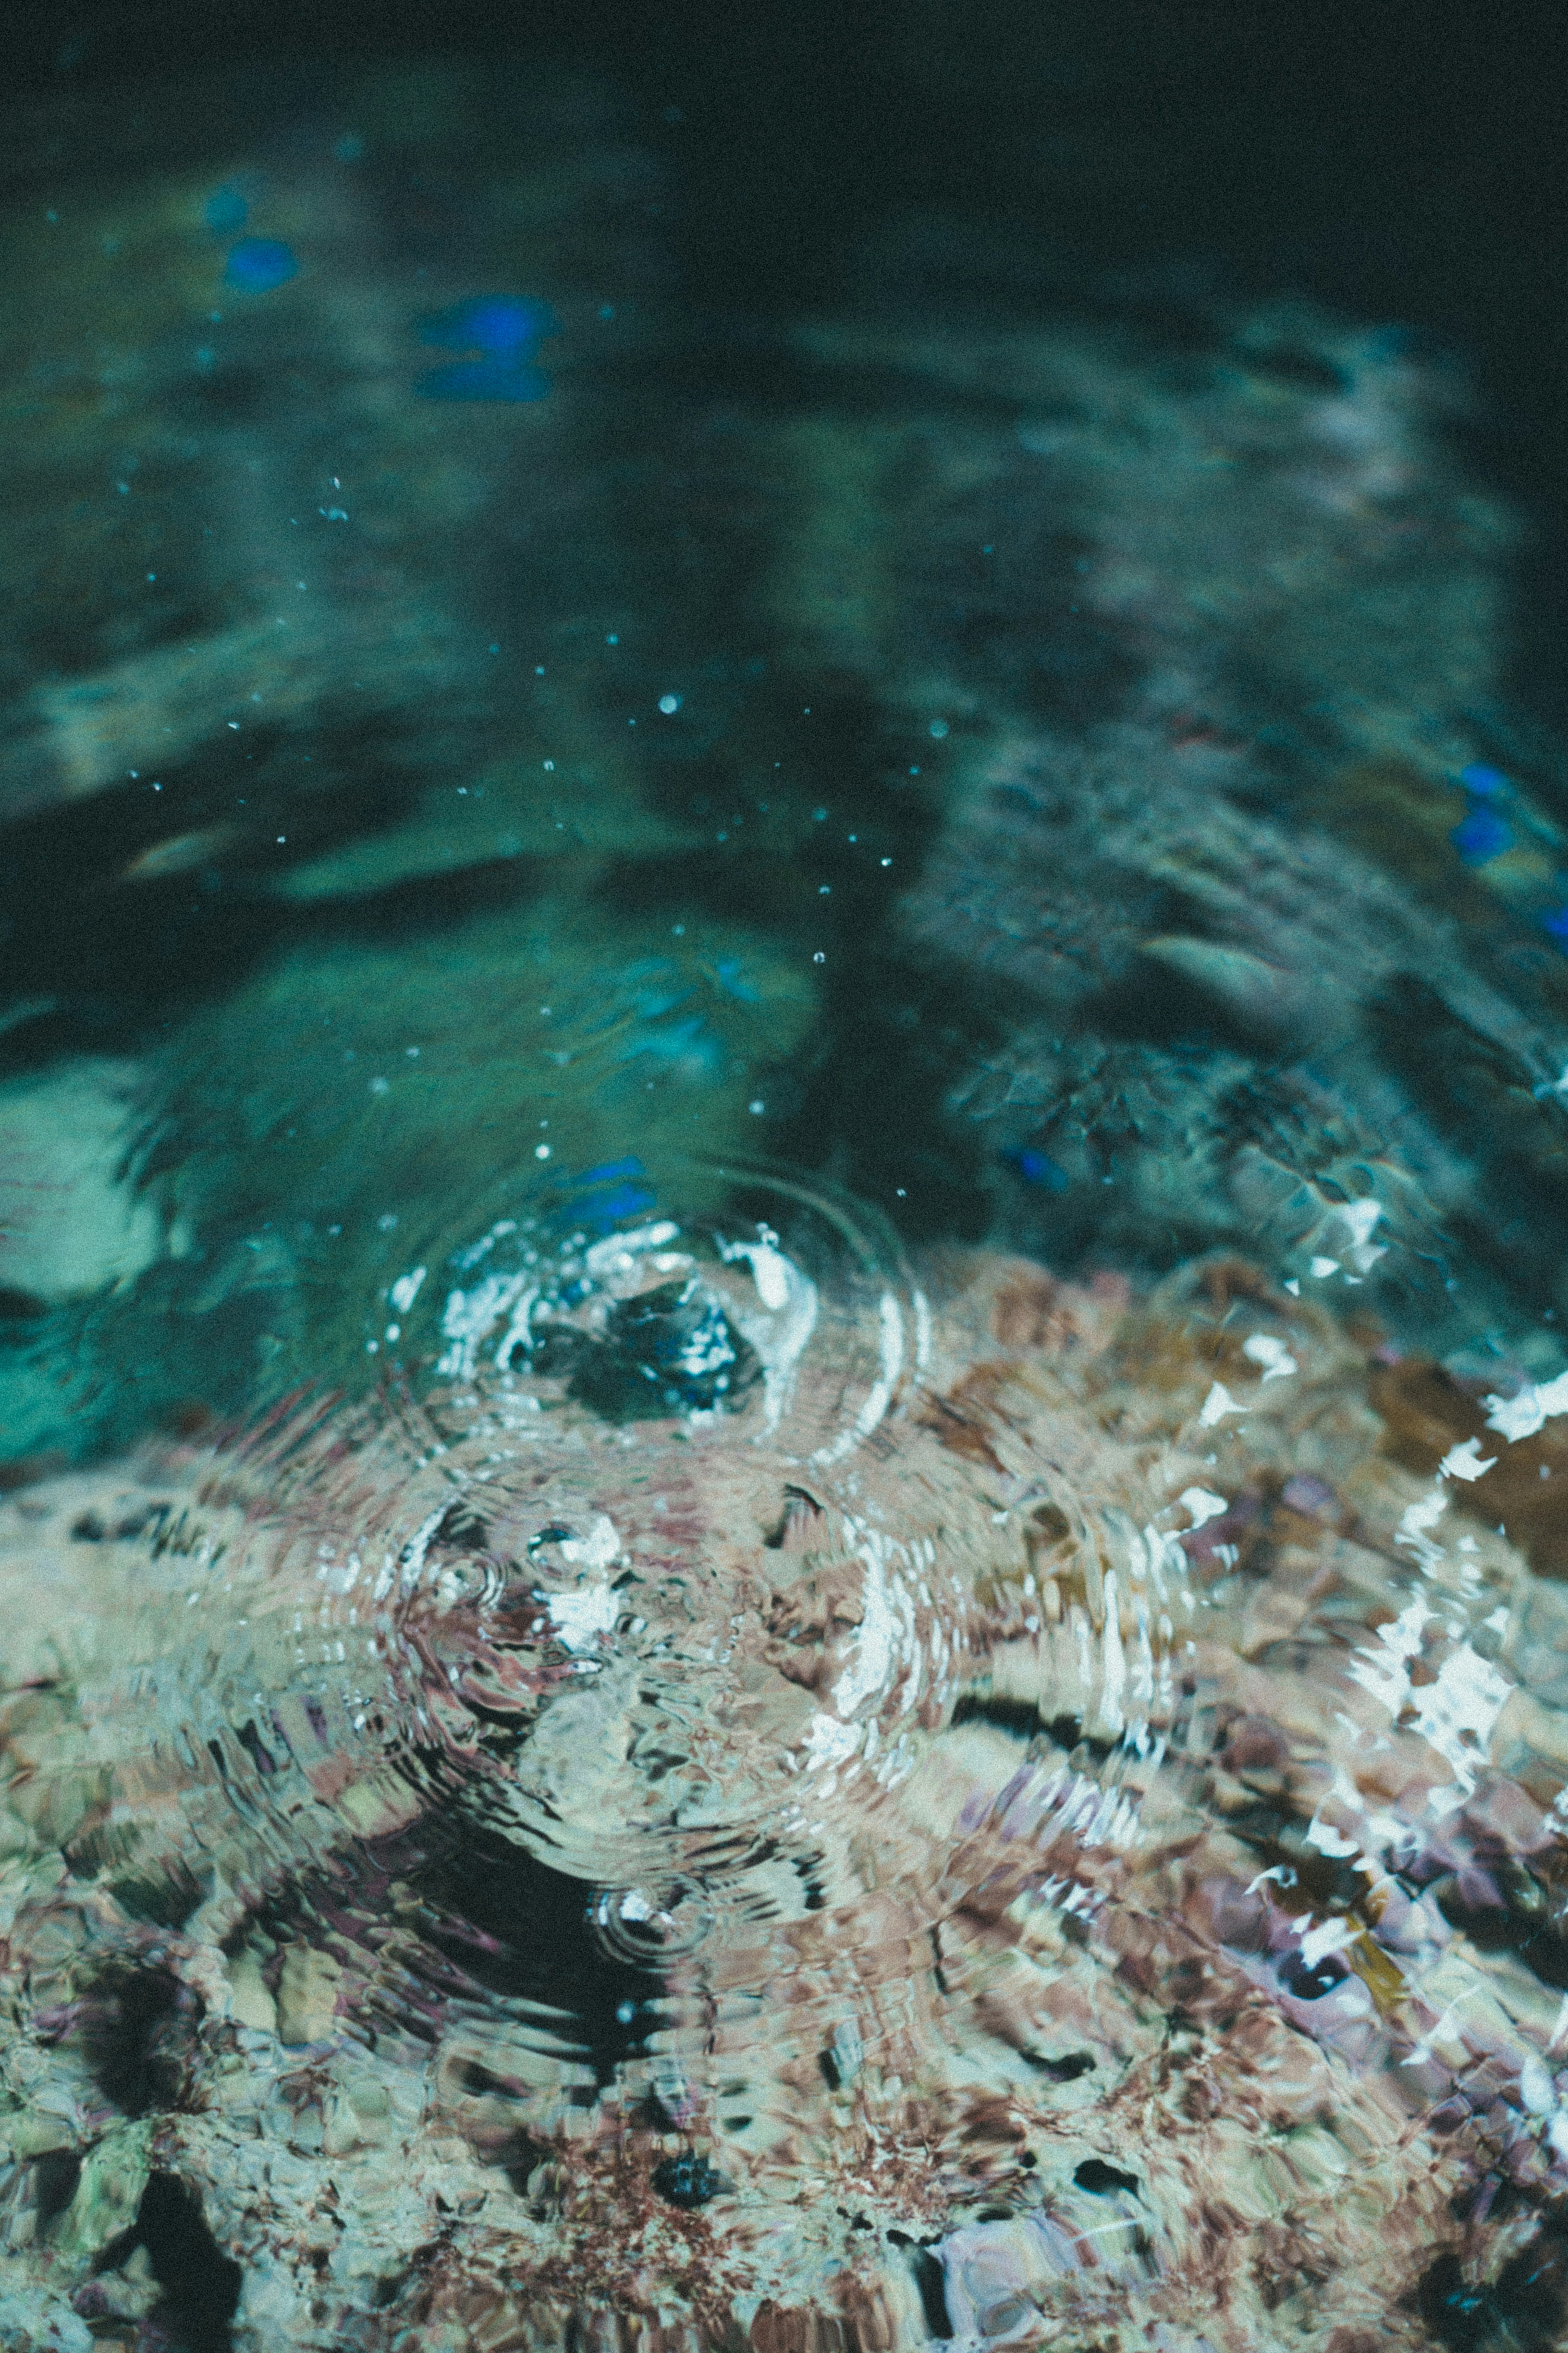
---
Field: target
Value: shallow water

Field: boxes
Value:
[2,37,1568,2353]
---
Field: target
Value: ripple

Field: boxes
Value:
[7,1230,1568,2346]
[590,1878,716,1969]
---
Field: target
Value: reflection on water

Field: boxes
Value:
[2,51,1568,2353]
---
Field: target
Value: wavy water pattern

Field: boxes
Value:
[10,1212,1568,2347]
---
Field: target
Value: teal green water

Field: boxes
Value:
[9,54,1568,2353]
[1,56,1566,1484]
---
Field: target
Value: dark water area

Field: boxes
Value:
[13,4,1566,519]
[5,9,1568,2353]
[1,0,1565,1451]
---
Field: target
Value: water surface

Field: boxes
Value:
[2,38,1568,2353]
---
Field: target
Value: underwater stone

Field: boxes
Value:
[274,1945,342,2047]
[0,1061,173,1305]
[559,1277,760,1419]
[652,2152,729,2209]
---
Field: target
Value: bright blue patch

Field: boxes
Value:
[578,1182,657,1230]
[416,357,550,404]
[1015,1147,1070,1192]
[420,296,555,353]
[1451,809,1513,866]
[204,185,248,233]
[578,1158,648,1186]
[1459,762,1509,798]
[1543,908,1568,945]
[415,297,556,402]
[225,238,298,292]
[556,1159,657,1233]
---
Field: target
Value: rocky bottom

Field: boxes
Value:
[4,1243,1568,2352]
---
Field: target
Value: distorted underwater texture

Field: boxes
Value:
[1,36,1567,2353]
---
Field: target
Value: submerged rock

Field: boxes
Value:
[0,1061,174,1307]
[4,1223,1568,2349]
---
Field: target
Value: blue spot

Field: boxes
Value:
[416,297,557,403]
[1015,1147,1070,1193]
[1459,762,1509,798]
[1543,908,1568,947]
[556,1160,657,1233]
[577,1182,657,1230]
[204,185,248,233]
[653,2152,727,2210]
[1451,809,1513,866]
[416,357,550,404]
[224,238,297,292]
[420,296,555,353]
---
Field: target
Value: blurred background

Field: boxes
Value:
[0,0,1564,1468]
[9,0,1561,580]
